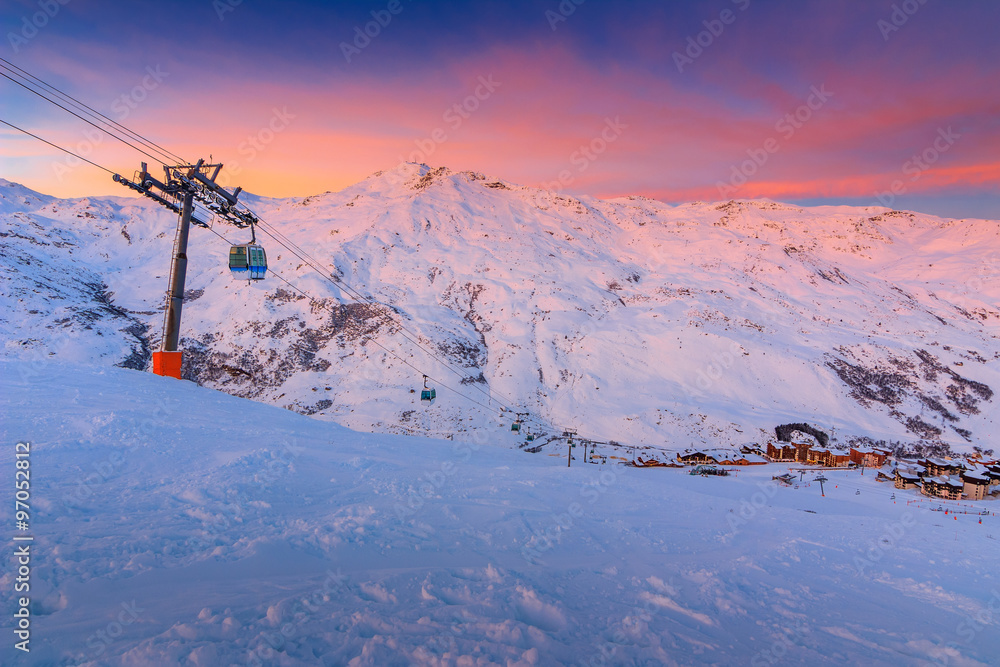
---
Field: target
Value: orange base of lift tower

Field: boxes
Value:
[152,351,183,379]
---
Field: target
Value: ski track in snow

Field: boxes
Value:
[2,360,999,665]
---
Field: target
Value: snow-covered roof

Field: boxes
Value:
[926,457,962,468]
[925,476,963,488]
[853,446,889,458]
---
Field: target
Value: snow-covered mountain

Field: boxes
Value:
[2,164,998,452]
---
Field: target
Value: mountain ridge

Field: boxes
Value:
[2,165,998,453]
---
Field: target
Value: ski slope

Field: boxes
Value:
[2,360,998,665]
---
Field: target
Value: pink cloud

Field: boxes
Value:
[3,41,997,208]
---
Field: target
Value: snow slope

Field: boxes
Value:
[1,165,999,453]
[2,361,999,665]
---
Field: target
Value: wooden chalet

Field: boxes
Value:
[730,453,768,466]
[676,450,718,465]
[967,453,999,466]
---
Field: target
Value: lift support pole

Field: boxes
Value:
[152,191,194,379]
[564,428,577,468]
[114,159,257,380]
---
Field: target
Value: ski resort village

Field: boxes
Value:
[3,3,1000,664]
[676,441,1000,502]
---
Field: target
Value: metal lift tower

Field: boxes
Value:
[113,159,258,378]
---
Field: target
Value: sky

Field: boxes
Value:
[1,0,998,219]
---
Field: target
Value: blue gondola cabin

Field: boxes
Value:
[229,244,267,280]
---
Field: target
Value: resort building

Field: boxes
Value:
[921,458,965,477]
[962,471,992,501]
[850,446,888,468]
[894,468,921,490]
[921,476,964,500]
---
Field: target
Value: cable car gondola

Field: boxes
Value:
[229,223,267,280]
[511,412,526,432]
[420,375,436,403]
